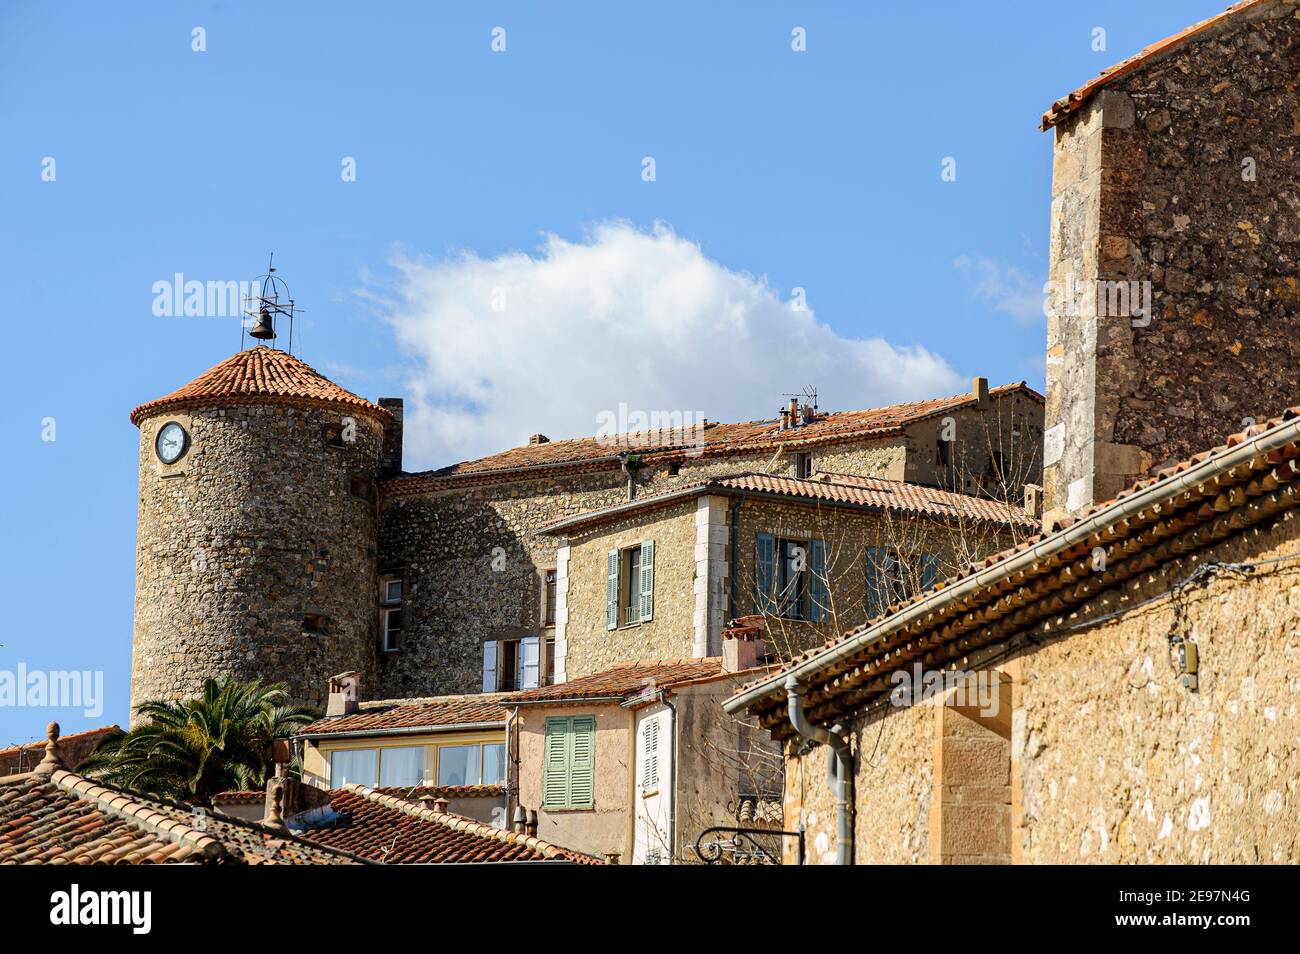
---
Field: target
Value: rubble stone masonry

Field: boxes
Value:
[1045,2,1300,520]
[132,404,384,715]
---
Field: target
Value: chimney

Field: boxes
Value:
[378,398,403,479]
[512,805,527,834]
[525,809,538,837]
[1023,484,1043,521]
[788,398,799,427]
[325,670,361,717]
[528,433,550,445]
[972,376,988,406]
[1041,62,1295,525]
[721,615,768,672]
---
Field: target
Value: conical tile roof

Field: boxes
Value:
[130,345,391,425]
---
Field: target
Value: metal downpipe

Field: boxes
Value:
[785,675,853,865]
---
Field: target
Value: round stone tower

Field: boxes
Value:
[129,345,391,717]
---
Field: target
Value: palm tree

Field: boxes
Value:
[81,676,317,805]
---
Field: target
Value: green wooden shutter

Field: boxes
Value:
[543,717,571,808]
[755,532,776,614]
[920,553,941,591]
[606,550,619,630]
[865,547,886,618]
[568,715,596,807]
[809,539,830,622]
[639,541,655,622]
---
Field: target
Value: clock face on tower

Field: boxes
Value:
[155,421,188,464]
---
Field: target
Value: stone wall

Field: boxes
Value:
[132,403,384,715]
[515,701,632,862]
[731,498,1022,661]
[559,500,699,678]
[1044,1,1300,520]
[782,501,1300,864]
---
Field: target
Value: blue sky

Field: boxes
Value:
[0,0,1230,743]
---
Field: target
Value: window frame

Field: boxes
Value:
[379,573,404,653]
[542,715,596,810]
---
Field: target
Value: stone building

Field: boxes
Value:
[130,345,397,713]
[1041,0,1300,525]
[542,471,1035,681]
[131,350,1041,709]
[728,0,1300,865]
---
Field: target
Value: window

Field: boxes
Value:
[543,716,596,809]
[380,576,403,653]
[544,636,556,686]
[435,742,505,786]
[754,534,828,622]
[543,569,557,627]
[792,452,814,479]
[866,549,941,617]
[640,718,660,792]
[936,439,951,469]
[330,748,377,789]
[483,636,540,691]
[606,541,654,630]
[378,746,424,787]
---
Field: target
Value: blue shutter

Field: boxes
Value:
[809,539,830,622]
[639,541,655,622]
[865,547,886,618]
[607,550,619,630]
[920,553,941,591]
[520,636,540,689]
[754,532,777,615]
[482,641,498,692]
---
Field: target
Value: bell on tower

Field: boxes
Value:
[241,253,303,351]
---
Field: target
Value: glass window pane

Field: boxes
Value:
[437,744,482,786]
[379,746,424,787]
[482,743,506,786]
[385,579,403,603]
[330,748,376,789]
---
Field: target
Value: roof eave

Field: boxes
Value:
[725,410,1300,717]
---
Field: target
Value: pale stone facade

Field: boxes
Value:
[784,508,1300,864]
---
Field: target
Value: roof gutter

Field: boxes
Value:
[726,411,1300,716]
[294,720,507,741]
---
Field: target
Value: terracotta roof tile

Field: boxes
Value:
[544,471,1037,535]
[296,693,512,737]
[0,769,361,865]
[1041,0,1271,130]
[735,403,1300,724]
[511,658,726,704]
[130,345,391,426]
[385,383,1040,493]
[293,785,602,863]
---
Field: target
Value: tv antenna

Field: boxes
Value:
[241,253,304,354]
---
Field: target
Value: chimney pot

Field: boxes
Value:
[526,809,538,837]
[1023,483,1044,520]
[512,805,527,833]
[721,616,768,672]
[325,671,362,717]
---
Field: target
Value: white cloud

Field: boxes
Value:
[953,254,1046,324]
[380,221,963,469]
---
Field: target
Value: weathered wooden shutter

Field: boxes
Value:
[569,715,596,807]
[639,541,655,622]
[809,539,830,622]
[865,547,886,618]
[607,550,620,630]
[642,718,660,790]
[920,553,941,591]
[542,717,570,807]
[520,636,540,689]
[481,641,498,692]
[754,532,777,614]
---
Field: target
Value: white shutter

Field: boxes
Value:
[520,636,540,689]
[639,540,655,622]
[642,717,660,790]
[482,641,498,692]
